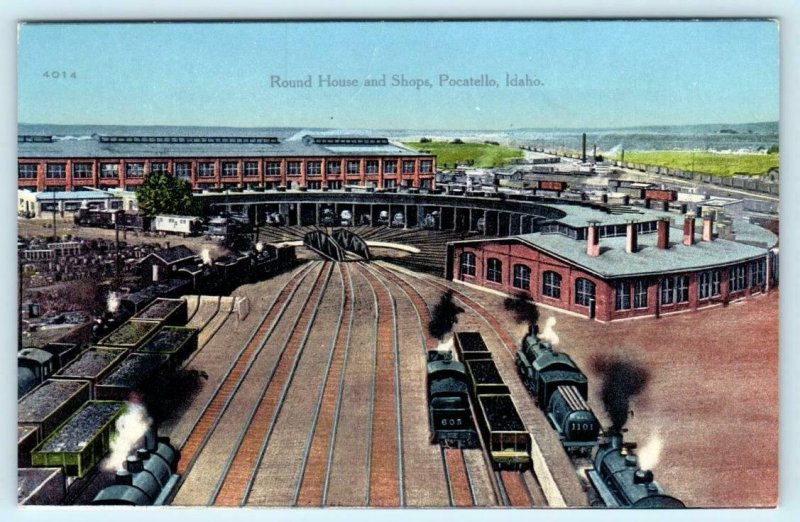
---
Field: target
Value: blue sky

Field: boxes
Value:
[17,20,779,130]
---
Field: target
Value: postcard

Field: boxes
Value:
[16,20,779,510]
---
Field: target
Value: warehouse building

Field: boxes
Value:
[447,205,778,322]
[17,124,436,193]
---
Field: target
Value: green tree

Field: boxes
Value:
[136,172,202,217]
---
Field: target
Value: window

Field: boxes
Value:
[486,258,502,283]
[151,162,168,175]
[615,281,631,310]
[384,160,397,174]
[730,265,747,292]
[660,275,689,305]
[198,162,215,178]
[125,163,144,178]
[542,271,561,299]
[265,162,281,176]
[306,181,321,190]
[306,161,321,176]
[460,252,476,277]
[420,160,433,174]
[699,270,721,300]
[100,163,119,179]
[18,164,37,179]
[575,278,596,307]
[328,181,341,190]
[366,160,379,174]
[634,280,648,309]
[244,162,259,177]
[402,160,416,174]
[383,179,396,188]
[287,161,301,176]
[222,162,239,177]
[326,160,341,175]
[175,162,191,179]
[420,179,432,189]
[750,259,766,287]
[347,161,360,175]
[45,163,66,179]
[513,264,530,290]
[72,163,92,179]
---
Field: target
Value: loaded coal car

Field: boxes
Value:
[92,428,180,506]
[453,331,491,361]
[587,432,685,508]
[426,350,477,447]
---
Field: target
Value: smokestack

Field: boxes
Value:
[582,133,587,163]
[115,469,133,486]
[702,214,715,241]
[656,219,669,249]
[587,222,600,257]
[126,455,143,473]
[626,222,638,253]
[621,149,625,162]
[593,144,597,162]
[682,215,696,246]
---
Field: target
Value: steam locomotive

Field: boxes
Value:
[587,432,685,508]
[426,349,477,447]
[515,330,600,455]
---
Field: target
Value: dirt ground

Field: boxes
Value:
[448,281,779,508]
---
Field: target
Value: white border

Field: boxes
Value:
[3,3,797,522]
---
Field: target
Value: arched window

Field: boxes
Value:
[486,258,502,283]
[575,278,596,307]
[513,264,531,290]
[542,271,562,299]
[460,252,476,277]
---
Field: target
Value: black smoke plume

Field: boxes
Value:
[428,291,465,340]
[503,293,540,337]
[590,355,650,432]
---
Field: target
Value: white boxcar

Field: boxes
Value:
[153,215,203,236]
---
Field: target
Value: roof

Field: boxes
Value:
[18,348,53,364]
[18,124,428,159]
[452,218,776,279]
[143,245,197,265]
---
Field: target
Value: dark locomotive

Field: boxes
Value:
[587,432,685,508]
[516,331,600,455]
[426,350,477,447]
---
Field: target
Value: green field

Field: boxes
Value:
[610,151,779,177]
[403,141,524,169]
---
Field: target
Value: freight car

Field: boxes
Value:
[516,332,600,455]
[587,432,685,508]
[152,215,204,237]
[453,331,531,470]
[426,350,477,447]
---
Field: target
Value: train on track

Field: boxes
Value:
[515,331,600,455]
[74,208,248,239]
[427,331,532,471]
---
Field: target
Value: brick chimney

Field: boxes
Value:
[626,222,638,253]
[656,218,669,249]
[702,214,714,241]
[587,222,600,257]
[682,214,696,246]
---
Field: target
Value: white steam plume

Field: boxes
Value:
[436,336,454,352]
[200,248,212,265]
[637,432,664,470]
[256,242,264,252]
[107,292,120,314]
[538,316,560,346]
[103,402,153,472]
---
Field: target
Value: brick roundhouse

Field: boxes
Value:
[447,204,778,322]
[17,124,436,193]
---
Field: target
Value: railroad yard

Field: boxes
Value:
[158,255,778,508]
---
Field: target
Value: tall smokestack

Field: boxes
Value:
[683,215,696,246]
[587,222,600,257]
[593,144,597,162]
[656,219,669,249]
[582,133,587,163]
[702,214,715,241]
[626,222,638,253]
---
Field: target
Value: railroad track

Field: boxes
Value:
[355,263,404,507]
[175,261,320,469]
[211,262,335,506]
[294,263,355,506]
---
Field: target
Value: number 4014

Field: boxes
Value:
[43,71,77,79]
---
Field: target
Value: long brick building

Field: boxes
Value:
[17,124,436,192]
[447,204,778,322]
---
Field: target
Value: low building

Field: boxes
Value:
[18,188,137,218]
[447,204,778,322]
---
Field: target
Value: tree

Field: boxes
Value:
[136,172,202,217]
[420,137,431,143]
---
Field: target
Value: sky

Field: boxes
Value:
[17,20,779,130]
